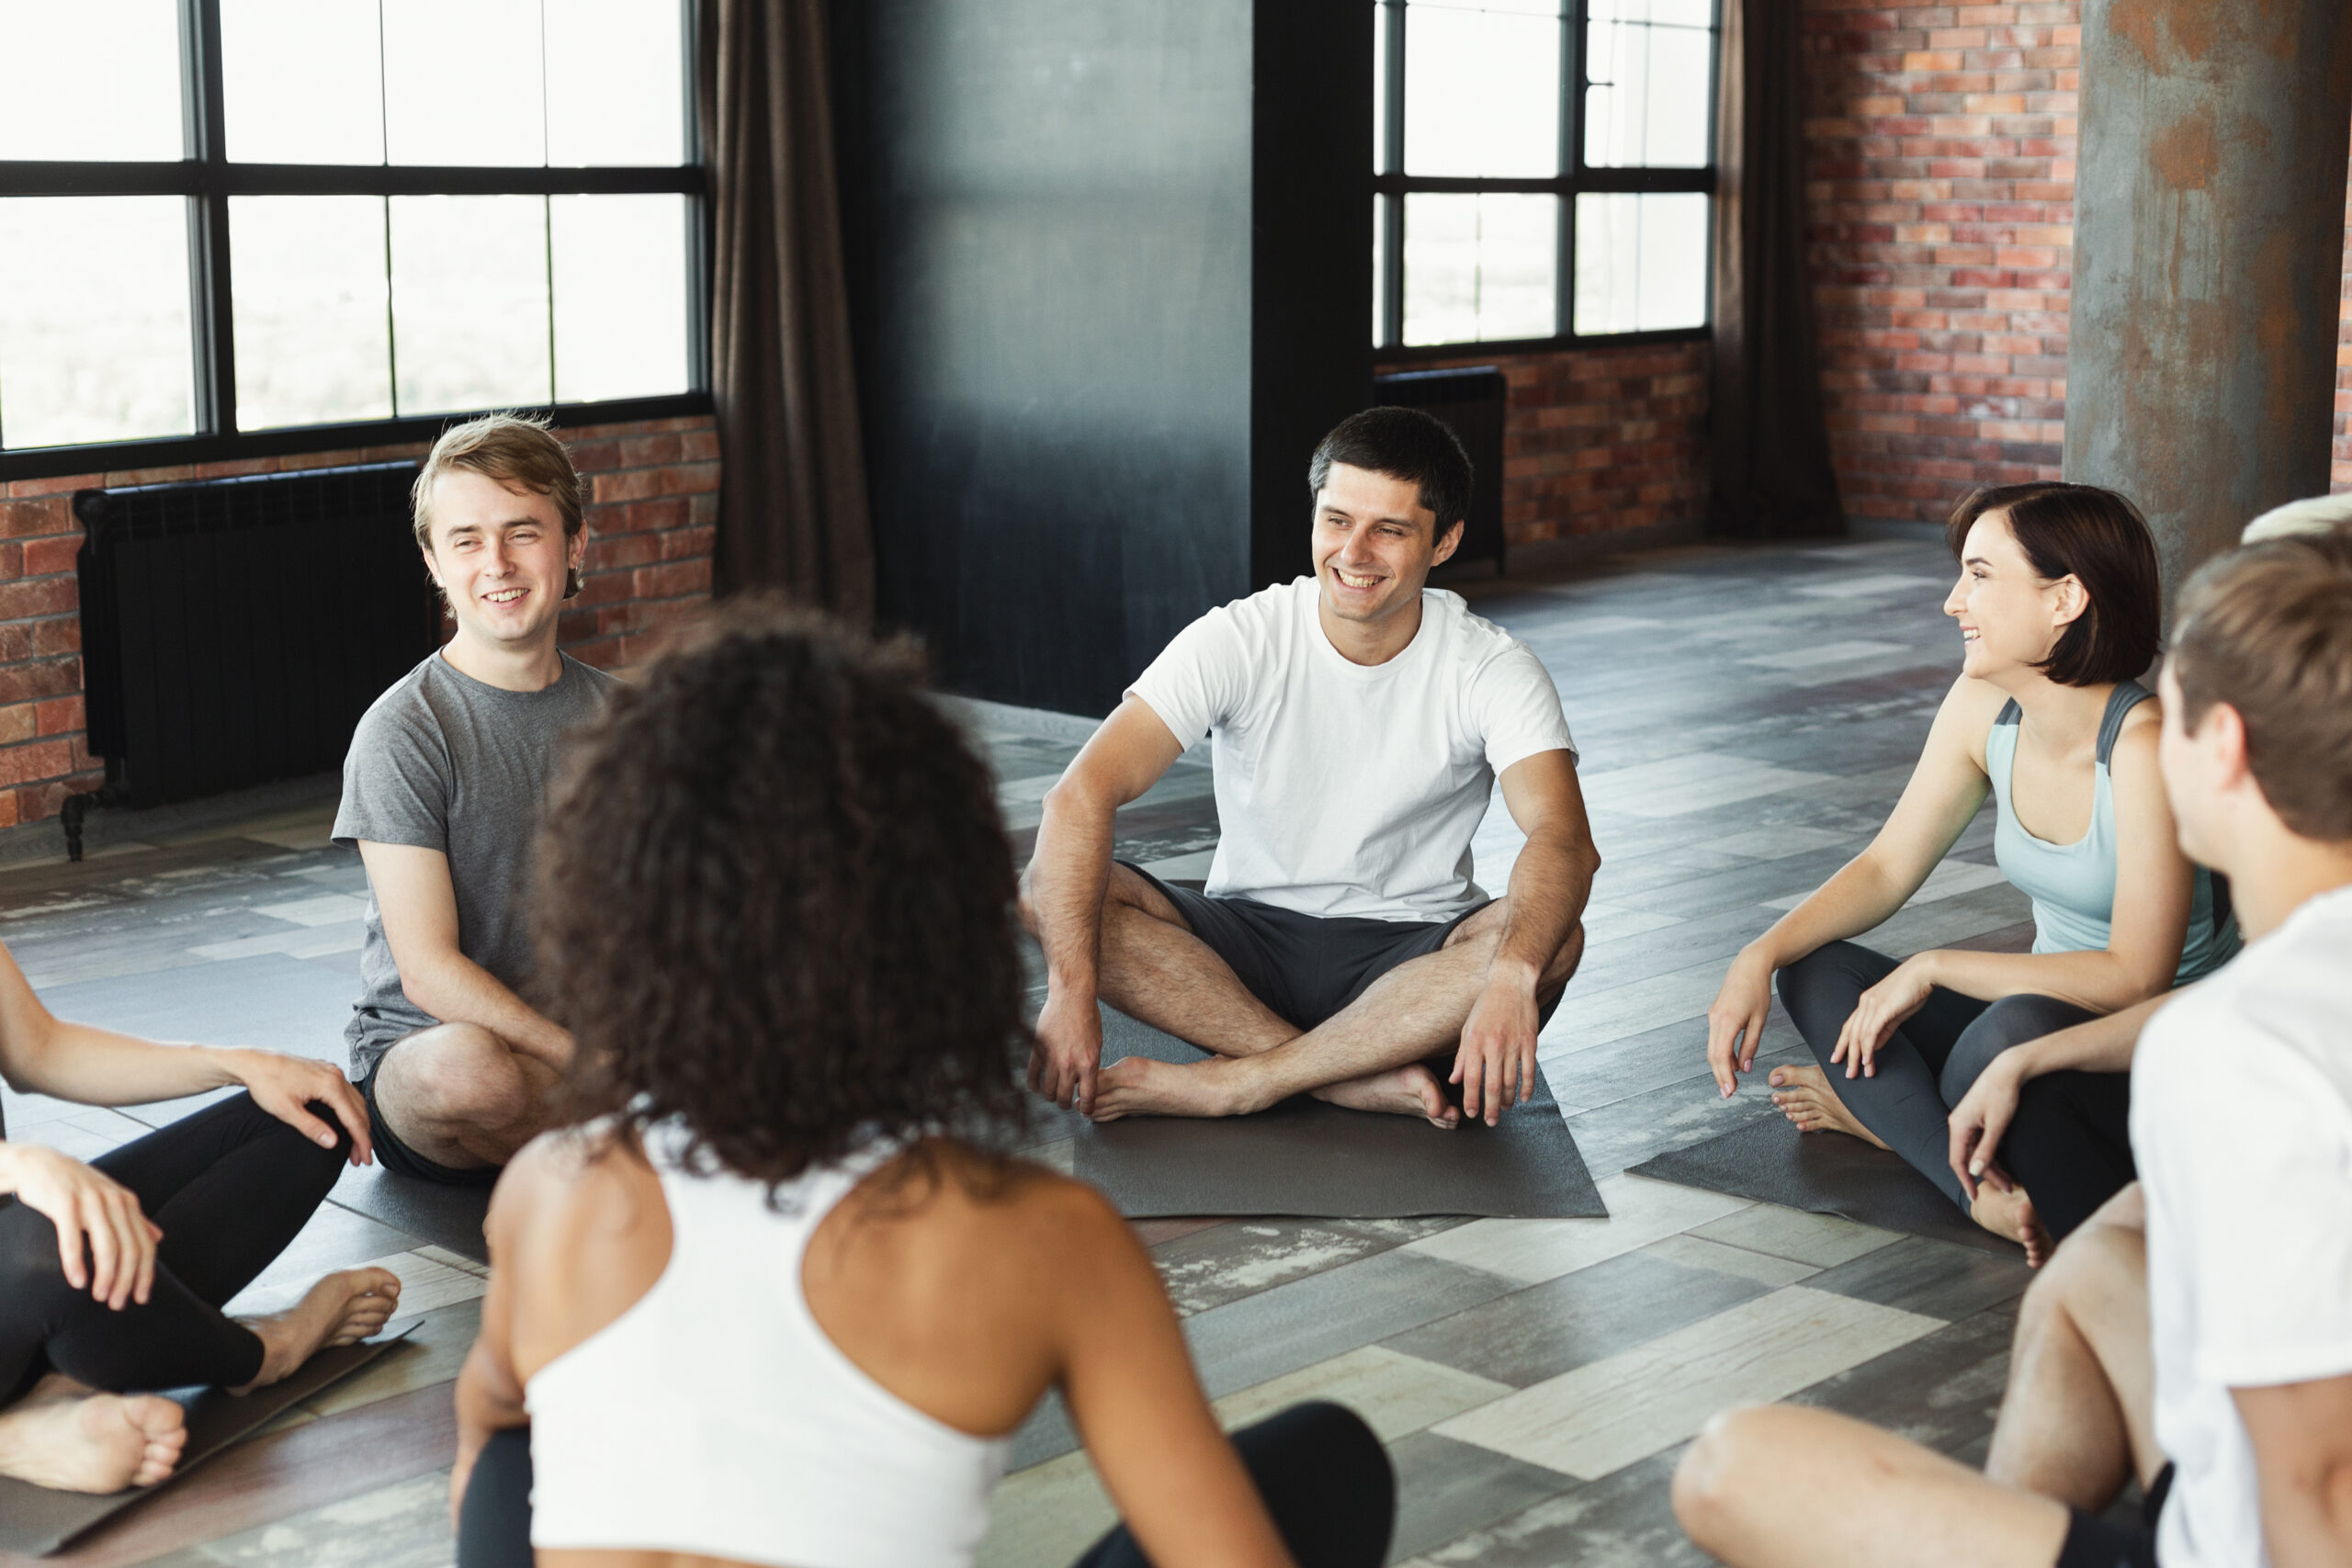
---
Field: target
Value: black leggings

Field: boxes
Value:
[458,1401,1395,1568]
[0,1092,347,1404]
[1779,942,2131,1238]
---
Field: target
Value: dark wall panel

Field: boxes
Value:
[844,0,1255,715]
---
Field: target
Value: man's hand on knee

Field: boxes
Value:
[1453,966,1540,1125]
[1030,988,1104,1114]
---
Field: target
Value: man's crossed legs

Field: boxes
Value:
[362,1024,564,1184]
[1057,863,1584,1127]
[1673,1189,2162,1568]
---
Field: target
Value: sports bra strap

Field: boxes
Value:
[1994,698,2022,728]
[2096,680,2154,767]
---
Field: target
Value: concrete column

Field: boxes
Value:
[2064,1,2352,604]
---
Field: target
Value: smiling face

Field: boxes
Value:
[421,468,582,652]
[1943,508,2085,682]
[1311,462,1463,627]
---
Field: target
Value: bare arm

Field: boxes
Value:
[449,1157,534,1524]
[359,841,571,1069]
[1055,1190,1295,1568]
[1022,697,1185,1113]
[1948,991,2174,1199]
[2237,1372,2352,1568]
[1706,677,1999,1092]
[1453,749,1600,1123]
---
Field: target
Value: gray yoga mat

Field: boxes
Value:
[0,1327,411,1557]
[1072,1010,1606,1220]
[1628,1115,2018,1256]
[330,1162,492,1264]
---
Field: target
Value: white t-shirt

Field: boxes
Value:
[1126,577,1575,922]
[2132,883,2352,1568]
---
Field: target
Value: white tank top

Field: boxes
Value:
[525,1123,1011,1567]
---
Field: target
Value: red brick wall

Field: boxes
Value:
[1381,340,1713,547]
[0,413,717,829]
[1800,0,2076,526]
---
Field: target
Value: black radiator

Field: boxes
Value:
[1374,366,1510,575]
[74,462,438,819]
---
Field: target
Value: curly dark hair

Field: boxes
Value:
[531,601,1031,1188]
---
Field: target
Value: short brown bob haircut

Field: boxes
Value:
[530,603,1031,1189]
[2170,526,2352,842]
[1945,482,2160,685]
[411,412,584,552]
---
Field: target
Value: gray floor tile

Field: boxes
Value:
[1804,1235,2033,1321]
[1387,1430,1577,1564]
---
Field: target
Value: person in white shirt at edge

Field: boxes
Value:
[1023,407,1597,1129]
[1671,526,2352,1568]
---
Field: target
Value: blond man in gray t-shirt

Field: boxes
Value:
[333,415,618,1186]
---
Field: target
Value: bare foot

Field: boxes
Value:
[1971,1183,2054,1267]
[1767,1064,1890,1149]
[1314,1064,1461,1129]
[1090,1055,1252,1122]
[232,1268,402,1392]
[0,1374,187,1493]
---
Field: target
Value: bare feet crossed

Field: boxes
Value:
[232,1268,402,1393]
[0,1375,188,1493]
[1090,1055,1461,1128]
[1766,1064,1890,1149]
[1312,1063,1461,1129]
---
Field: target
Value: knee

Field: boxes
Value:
[2020,1217,2142,1335]
[390,1025,526,1124]
[1673,1406,1777,1549]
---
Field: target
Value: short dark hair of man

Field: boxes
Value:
[1944,481,2161,685]
[530,602,1030,1190]
[2172,526,2352,842]
[1308,406,1474,533]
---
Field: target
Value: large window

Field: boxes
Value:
[1373,0,1718,354]
[0,1,705,477]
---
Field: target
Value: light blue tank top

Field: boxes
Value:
[1985,680,2238,984]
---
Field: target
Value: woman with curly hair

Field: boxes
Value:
[449,606,1395,1568]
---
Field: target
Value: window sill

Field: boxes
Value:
[1374,325,1712,367]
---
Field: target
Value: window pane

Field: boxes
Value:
[546,0,686,165]
[389,196,550,414]
[1573,191,1706,333]
[0,198,195,449]
[1372,0,1391,174]
[551,195,690,402]
[0,5,184,160]
[1372,195,1389,347]
[1403,0,1562,178]
[1403,193,1555,345]
[382,0,547,165]
[222,0,386,164]
[231,197,393,430]
[1585,8,1714,168]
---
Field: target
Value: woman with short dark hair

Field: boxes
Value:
[1702,483,2235,1260]
[450,606,1394,1568]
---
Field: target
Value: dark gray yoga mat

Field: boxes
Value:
[1628,1115,2019,1256]
[330,1163,492,1264]
[1072,1010,1606,1220]
[0,1327,411,1557]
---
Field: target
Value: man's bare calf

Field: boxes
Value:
[1053,869,1583,1124]
[372,1022,561,1170]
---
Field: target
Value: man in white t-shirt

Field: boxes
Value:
[1670,528,2352,1568]
[1022,407,1596,1128]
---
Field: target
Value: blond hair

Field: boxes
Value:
[2172,525,2352,841]
[411,412,584,551]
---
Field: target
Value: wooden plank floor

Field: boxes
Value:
[0,536,2036,1566]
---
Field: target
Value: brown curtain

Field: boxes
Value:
[698,0,876,616]
[1709,0,1843,539]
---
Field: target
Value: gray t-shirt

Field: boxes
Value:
[333,650,622,1076]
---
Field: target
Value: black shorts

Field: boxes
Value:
[358,1055,503,1189]
[2056,1462,2171,1568]
[1122,862,1559,1034]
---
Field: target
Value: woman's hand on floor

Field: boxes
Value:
[1947,1047,2026,1201]
[223,1049,373,1166]
[0,1142,161,1309]
[1832,956,1936,1077]
[1705,952,1776,1096]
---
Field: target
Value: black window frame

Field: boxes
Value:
[1374,0,1720,361]
[0,0,711,482]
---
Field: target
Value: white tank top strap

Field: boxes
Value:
[524,1122,1010,1567]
